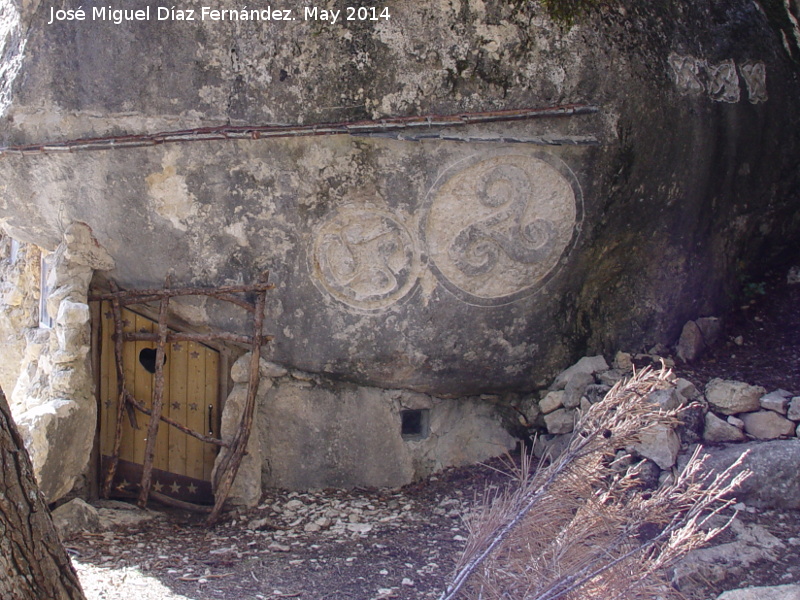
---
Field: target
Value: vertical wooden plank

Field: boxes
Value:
[89,300,102,500]
[138,289,170,508]
[203,348,220,481]
[153,336,171,474]
[168,340,189,477]
[186,341,206,481]
[119,308,137,464]
[99,302,114,457]
[101,290,133,498]
[132,314,154,465]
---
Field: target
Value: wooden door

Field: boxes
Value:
[98,302,219,504]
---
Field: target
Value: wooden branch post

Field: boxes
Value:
[207,273,269,524]
[137,277,171,508]
[102,281,129,498]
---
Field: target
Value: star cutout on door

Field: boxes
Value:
[190,351,200,359]
[172,343,183,352]
[169,481,181,494]
[171,401,181,410]
[104,311,113,320]
[189,403,198,412]
[104,398,113,409]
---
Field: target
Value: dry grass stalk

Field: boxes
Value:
[440,367,750,600]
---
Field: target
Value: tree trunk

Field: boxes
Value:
[0,389,87,600]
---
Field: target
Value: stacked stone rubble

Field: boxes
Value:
[530,351,800,484]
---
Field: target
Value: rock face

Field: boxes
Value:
[0,0,797,398]
[674,519,787,593]
[716,586,800,600]
[690,440,800,510]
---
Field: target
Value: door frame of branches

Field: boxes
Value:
[89,273,273,524]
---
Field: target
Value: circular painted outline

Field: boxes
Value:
[307,206,422,312]
[420,151,584,307]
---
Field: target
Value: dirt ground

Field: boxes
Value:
[68,463,510,600]
[67,263,800,600]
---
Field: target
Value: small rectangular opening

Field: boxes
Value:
[401,409,429,440]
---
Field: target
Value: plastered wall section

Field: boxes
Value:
[240,357,517,494]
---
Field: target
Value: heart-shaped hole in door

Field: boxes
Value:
[139,348,167,374]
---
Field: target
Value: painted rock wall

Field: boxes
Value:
[0,0,799,397]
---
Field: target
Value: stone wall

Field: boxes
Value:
[0,236,40,396]
[0,223,114,502]
[217,352,516,502]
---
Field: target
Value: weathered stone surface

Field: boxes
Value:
[633,423,680,469]
[740,410,796,439]
[63,222,115,271]
[258,378,514,490]
[562,371,594,409]
[212,380,271,507]
[676,403,705,445]
[704,411,746,443]
[544,408,577,435]
[760,389,793,414]
[695,317,722,347]
[675,378,701,401]
[789,397,800,421]
[94,500,161,529]
[597,369,626,387]
[612,351,633,371]
[230,353,289,384]
[552,356,609,391]
[674,519,785,591]
[676,320,705,362]
[716,585,800,600]
[539,390,564,414]
[706,379,766,415]
[728,415,746,429]
[51,498,100,540]
[646,387,682,411]
[0,1,797,398]
[533,433,573,461]
[583,383,611,404]
[0,237,40,400]
[688,440,800,509]
[3,226,106,502]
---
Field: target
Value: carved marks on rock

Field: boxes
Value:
[309,153,582,310]
[668,54,767,104]
[425,154,580,304]
[310,208,422,310]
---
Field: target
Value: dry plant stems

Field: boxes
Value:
[439,367,750,600]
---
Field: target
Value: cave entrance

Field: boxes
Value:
[98,302,220,504]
